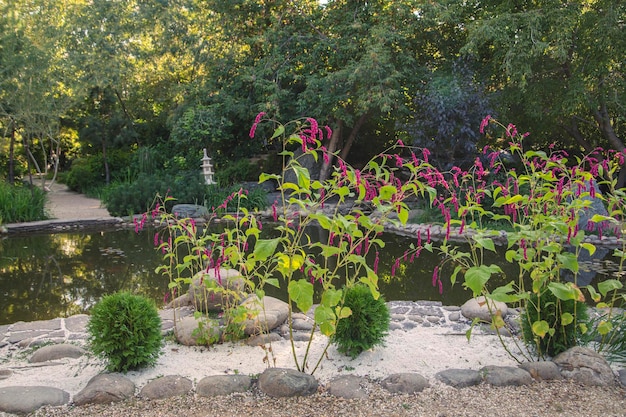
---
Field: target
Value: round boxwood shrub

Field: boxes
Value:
[521,289,588,357]
[87,292,163,372]
[332,284,390,359]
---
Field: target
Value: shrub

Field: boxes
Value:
[332,284,390,359]
[87,292,163,372]
[521,289,588,358]
[0,181,47,223]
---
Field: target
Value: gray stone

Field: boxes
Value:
[73,374,136,406]
[480,365,532,386]
[257,368,318,397]
[291,332,312,342]
[175,316,222,346]
[618,369,626,387]
[553,346,616,386]
[448,312,461,322]
[388,322,402,331]
[402,322,418,331]
[381,373,430,394]
[328,375,368,399]
[11,319,61,332]
[139,375,192,399]
[0,386,69,414]
[407,315,423,323]
[461,297,508,322]
[292,318,314,331]
[7,331,48,344]
[171,204,210,218]
[64,314,89,332]
[519,361,563,381]
[0,370,12,381]
[246,332,283,347]
[435,369,482,388]
[196,375,252,397]
[241,296,289,335]
[189,268,247,312]
[29,343,87,363]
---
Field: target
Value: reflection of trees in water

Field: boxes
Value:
[0,230,165,324]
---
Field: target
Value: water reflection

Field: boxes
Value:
[0,228,622,325]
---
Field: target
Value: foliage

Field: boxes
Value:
[65,150,132,195]
[332,284,390,359]
[583,310,626,365]
[102,171,209,217]
[203,184,269,213]
[214,159,257,186]
[521,289,588,357]
[87,291,163,373]
[0,181,47,223]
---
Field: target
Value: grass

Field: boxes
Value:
[0,181,48,223]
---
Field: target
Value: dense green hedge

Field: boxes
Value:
[0,181,47,223]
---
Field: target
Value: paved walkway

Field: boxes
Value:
[44,182,113,220]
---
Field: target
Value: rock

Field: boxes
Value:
[241,296,289,335]
[171,204,209,218]
[73,374,136,406]
[245,332,283,347]
[175,316,222,346]
[0,386,69,414]
[0,370,12,381]
[480,365,532,386]
[189,269,247,313]
[165,293,193,308]
[29,343,87,363]
[618,369,626,387]
[139,375,192,399]
[381,373,429,394]
[461,297,508,322]
[64,314,89,332]
[519,361,563,381]
[196,375,252,397]
[257,368,318,397]
[11,319,61,332]
[553,346,616,386]
[328,375,368,399]
[435,369,482,388]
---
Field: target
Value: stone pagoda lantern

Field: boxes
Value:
[201,148,217,185]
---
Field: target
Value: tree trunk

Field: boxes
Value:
[339,113,368,161]
[8,120,16,185]
[318,119,343,182]
[102,133,110,185]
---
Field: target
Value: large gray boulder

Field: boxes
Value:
[257,368,318,397]
[73,374,135,406]
[328,375,369,399]
[175,315,222,346]
[0,386,69,414]
[381,373,430,394]
[435,369,482,388]
[29,343,86,363]
[189,268,247,312]
[196,375,253,397]
[139,375,192,399]
[480,365,533,386]
[553,346,616,386]
[241,295,289,335]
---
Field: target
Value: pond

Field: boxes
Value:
[0,227,622,325]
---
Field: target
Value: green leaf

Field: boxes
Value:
[288,279,314,313]
[321,288,343,307]
[597,320,613,336]
[398,207,409,225]
[378,185,397,201]
[586,285,601,303]
[561,312,574,326]
[547,282,578,301]
[503,195,524,205]
[252,238,280,261]
[450,266,462,287]
[474,236,496,252]
[464,265,501,296]
[556,252,578,273]
[532,320,550,338]
[270,125,285,140]
[580,242,596,256]
[598,279,623,297]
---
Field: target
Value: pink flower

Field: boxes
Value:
[324,126,332,139]
[479,115,491,134]
[422,148,430,163]
[254,112,266,124]
[374,251,380,274]
[432,266,439,287]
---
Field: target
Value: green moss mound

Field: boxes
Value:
[87,292,163,372]
[332,284,390,359]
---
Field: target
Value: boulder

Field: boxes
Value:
[480,365,532,386]
[29,343,86,363]
[519,361,563,381]
[241,295,289,335]
[73,374,135,406]
[189,268,247,312]
[553,346,616,386]
[139,375,192,399]
[175,316,222,346]
[257,368,318,397]
[0,386,69,414]
[327,375,368,399]
[171,204,209,219]
[461,296,508,322]
[381,373,429,394]
[435,369,482,388]
[196,375,253,397]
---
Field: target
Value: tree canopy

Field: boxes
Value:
[1,0,624,187]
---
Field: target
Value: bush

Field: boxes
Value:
[0,181,47,223]
[521,289,588,358]
[87,292,163,372]
[332,284,390,359]
[204,184,269,212]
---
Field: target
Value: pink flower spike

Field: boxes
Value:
[479,115,491,134]
[422,148,430,163]
[254,112,266,124]
[374,251,380,274]
[432,266,439,287]
[324,126,332,139]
